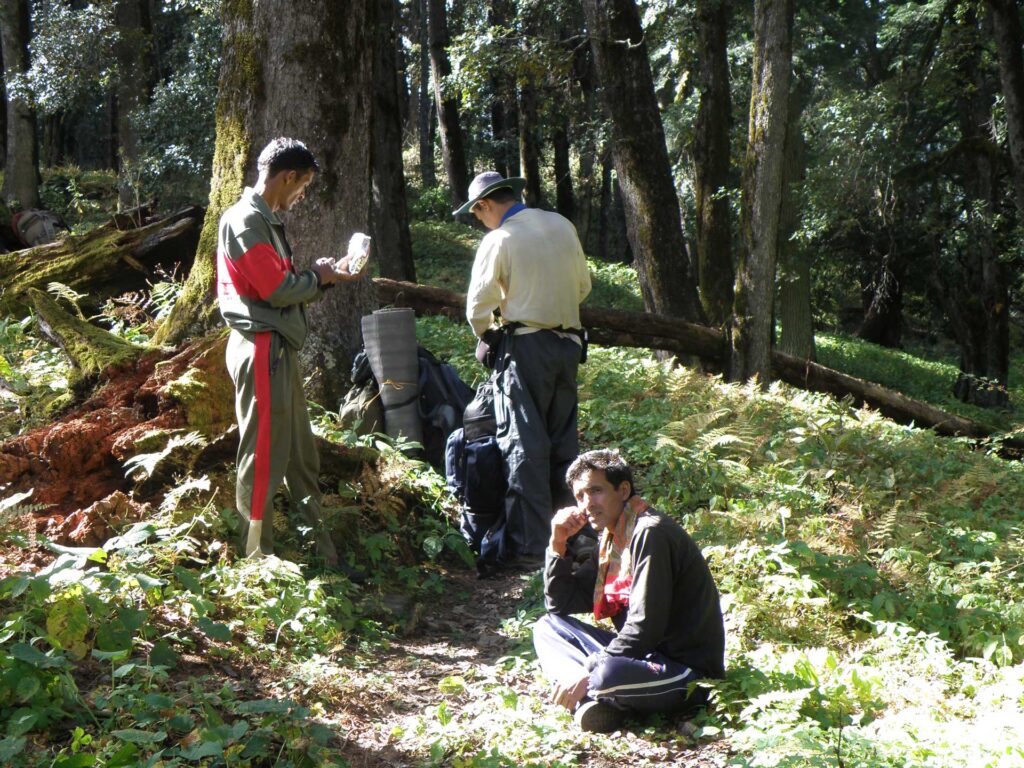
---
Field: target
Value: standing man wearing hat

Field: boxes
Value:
[456,171,592,571]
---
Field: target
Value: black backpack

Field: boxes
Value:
[445,382,509,571]
[417,347,474,470]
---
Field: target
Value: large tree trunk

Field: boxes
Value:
[113,0,155,210]
[0,207,201,315]
[987,0,1024,219]
[156,1,383,407]
[374,278,996,440]
[428,0,470,210]
[581,0,703,321]
[693,0,734,326]
[946,11,1009,409]
[372,0,416,282]
[729,0,793,386]
[0,0,39,208]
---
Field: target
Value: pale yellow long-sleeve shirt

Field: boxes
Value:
[466,207,592,338]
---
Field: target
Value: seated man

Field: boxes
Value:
[533,449,725,732]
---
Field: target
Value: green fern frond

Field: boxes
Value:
[47,281,87,319]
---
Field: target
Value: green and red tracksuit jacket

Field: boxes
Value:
[216,186,322,349]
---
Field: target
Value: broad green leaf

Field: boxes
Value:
[10,643,69,669]
[6,708,39,737]
[179,740,223,760]
[133,572,166,590]
[234,699,295,715]
[14,674,39,703]
[173,566,203,595]
[196,616,232,642]
[148,640,179,669]
[0,736,26,762]
[52,755,95,768]
[111,728,166,744]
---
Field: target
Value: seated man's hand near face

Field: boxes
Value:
[550,506,587,557]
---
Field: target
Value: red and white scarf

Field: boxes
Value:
[593,496,649,620]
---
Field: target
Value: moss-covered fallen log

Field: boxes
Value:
[373,278,1000,440]
[0,206,202,315]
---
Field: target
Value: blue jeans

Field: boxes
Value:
[533,613,704,714]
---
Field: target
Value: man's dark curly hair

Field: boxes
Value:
[257,137,320,177]
[565,449,636,497]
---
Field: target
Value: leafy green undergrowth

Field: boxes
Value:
[816,333,1023,431]
[373,312,1024,767]
[0,436,474,767]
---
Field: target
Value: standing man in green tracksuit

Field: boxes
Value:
[217,137,366,568]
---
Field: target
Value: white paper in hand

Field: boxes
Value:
[346,232,372,274]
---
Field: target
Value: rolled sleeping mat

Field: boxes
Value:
[361,308,423,445]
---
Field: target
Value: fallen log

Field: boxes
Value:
[374,278,1000,440]
[0,206,202,315]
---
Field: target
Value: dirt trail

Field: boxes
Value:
[326,568,730,768]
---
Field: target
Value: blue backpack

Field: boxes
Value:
[417,346,474,470]
[445,383,508,569]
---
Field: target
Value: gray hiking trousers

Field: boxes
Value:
[493,329,582,558]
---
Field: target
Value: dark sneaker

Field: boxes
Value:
[504,553,546,572]
[574,700,624,733]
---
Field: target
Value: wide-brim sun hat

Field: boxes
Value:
[453,171,527,216]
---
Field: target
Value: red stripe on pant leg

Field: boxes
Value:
[250,333,273,522]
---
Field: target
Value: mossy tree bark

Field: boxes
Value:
[157,1,393,406]
[693,0,734,327]
[729,0,793,387]
[27,288,143,384]
[581,0,703,321]
[0,0,39,209]
[0,207,201,316]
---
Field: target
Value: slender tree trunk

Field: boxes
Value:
[114,0,155,210]
[947,11,1009,408]
[394,0,411,140]
[987,0,1024,218]
[857,249,903,347]
[0,0,39,208]
[488,0,515,178]
[428,0,469,209]
[581,0,703,320]
[157,0,381,407]
[776,90,813,360]
[553,115,575,220]
[729,0,793,386]
[413,0,436,186]
[518,77,543,208]
[693,0,734,326]
[372,0,415,282]
[0,62,7,170]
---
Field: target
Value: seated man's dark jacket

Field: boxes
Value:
[544,509,725,679]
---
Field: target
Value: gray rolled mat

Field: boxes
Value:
[361,308,422,445]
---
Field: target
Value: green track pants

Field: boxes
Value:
[226,330,338,561]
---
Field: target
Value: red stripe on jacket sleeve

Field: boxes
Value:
[220,242,288,301]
